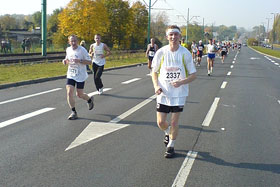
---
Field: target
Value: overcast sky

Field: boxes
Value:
[1,0,279,30]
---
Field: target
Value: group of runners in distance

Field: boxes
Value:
[62,25,240,158]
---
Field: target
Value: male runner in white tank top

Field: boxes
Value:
[89,34,111,94]
[151,25,196,158]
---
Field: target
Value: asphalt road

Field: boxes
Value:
[0,47,279,187]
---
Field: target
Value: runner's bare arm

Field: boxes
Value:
[145,44,150,57]
[62,59,69,65]
[151,71,162,95]
[103,44,111,58]
[89,45,94,57]
[171,73,196,88]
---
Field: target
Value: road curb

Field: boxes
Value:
[0,62,146,90]
[248,46,280,60]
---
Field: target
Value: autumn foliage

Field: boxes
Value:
[57,0,148,49]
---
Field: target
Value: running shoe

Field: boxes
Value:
[164,147,175,158]
[163,134,169,147]
[88,96,94,110]
[98,88,103,95]
[68,111,78,120]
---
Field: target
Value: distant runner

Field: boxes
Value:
[197,40,204,66]
[89,34,111,95]
[206,39,217,76]
[191,41,197,62]
[146,38,158,70]
[221,43,228,63]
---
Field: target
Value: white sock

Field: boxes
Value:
[164,126,170,135]
[167,139,175,147]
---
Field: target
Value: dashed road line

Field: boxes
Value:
[171,151,198,187]
[230,65,234,69]
[227,72,231,76]
[0,88,62,105]
[202,97,220,127]
[221,81,228,89]
[88,88,112,97]
[121,78,141,84]
[0,108,55,129]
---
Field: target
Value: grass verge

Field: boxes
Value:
[250,46,280,58]
[0,55,147,85]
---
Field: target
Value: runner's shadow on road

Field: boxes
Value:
[195,152,280,174]
[179,124,218,133]
[173,150,192,158]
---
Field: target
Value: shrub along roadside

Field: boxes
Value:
[250,46,280,58]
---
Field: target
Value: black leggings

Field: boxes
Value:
[92,63,104,91]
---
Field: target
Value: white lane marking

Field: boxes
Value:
[278,100,280,105]
[227,72,231,76]
[65,122,129,151]
[202,97,220,127]
[65,94,157,151]
[230,65,234,69]
[221,81,228,89]
[0,108,55,129]
[271,61,275,63]
[88,88,112,97]
[250,57,260,60]
[171,151,198,187]
[121,78,141,84]
[274,63,279,65]
[232,61,235,64]
[0,88,62,105]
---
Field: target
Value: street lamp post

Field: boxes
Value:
[41,0,47,56]
[271,12,279,49]
[147,0,151,44]
[266,18,271,40]
[177,10,199,44]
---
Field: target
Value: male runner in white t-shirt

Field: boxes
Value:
[62,35,94,120]
[151,25,196,158]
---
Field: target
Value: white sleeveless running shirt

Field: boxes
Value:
[91,43,106,66]
[152,45,196,106]
[66,46,91,82]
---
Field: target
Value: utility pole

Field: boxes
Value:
[186,8,189,43]
[41,0,47,56]
[202,17,204,42]
[147,0,152,44]
[266,18,271,40]
[271,13,279,49]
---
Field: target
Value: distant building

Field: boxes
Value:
[3,28,41,43]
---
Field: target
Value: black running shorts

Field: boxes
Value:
[156,103,184,113]
[67,79,85,89]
